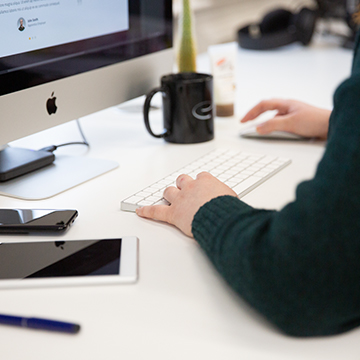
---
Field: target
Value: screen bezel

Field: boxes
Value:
[0,0,173,151]
[0,237,139,288]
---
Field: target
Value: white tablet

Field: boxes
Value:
[0,237,138,289]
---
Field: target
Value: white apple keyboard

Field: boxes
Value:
[120,149,291,212]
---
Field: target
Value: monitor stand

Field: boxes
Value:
[0,149,118,200]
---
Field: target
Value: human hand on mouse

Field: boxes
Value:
[240,99,331,140]
[136,172,237,237]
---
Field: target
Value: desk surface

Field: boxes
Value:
[1,39,358,359]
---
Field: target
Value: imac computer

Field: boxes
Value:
[0,0,173,199]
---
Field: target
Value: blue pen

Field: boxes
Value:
[0,314,80,334]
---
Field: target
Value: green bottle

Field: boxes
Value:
[177,0,197,72]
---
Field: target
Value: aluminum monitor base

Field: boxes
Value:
[0,154,119,200]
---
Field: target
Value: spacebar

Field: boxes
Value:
[232,176,262,197]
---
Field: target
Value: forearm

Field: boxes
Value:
[192,192,360,337]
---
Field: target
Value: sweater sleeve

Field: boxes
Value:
[192,74,360,337]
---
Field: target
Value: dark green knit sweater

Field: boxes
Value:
[192,33,360,337]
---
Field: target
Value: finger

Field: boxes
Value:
[163,186,179,203]
[240,99,288,123]
[176,174,193,190]
[136,204,170,223]
[196,171,213,180]
[255,115,291,134]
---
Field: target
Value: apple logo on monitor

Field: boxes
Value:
[46,92,58,115]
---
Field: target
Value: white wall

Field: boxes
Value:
[174,0,316,53]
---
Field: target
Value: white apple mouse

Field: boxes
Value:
[239,126,306,140]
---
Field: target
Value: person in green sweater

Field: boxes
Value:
[137,30,360,337]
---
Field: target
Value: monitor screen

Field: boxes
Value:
[0,0,172,100]
[0,0,173,197]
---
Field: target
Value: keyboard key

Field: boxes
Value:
[138,200,155,206]
[232,176,263,196]
[136,191,152,198]
[125,195,143,204]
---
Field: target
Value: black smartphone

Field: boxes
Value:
[0,209,78,234]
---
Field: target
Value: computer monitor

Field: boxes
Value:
[0,0,173,199]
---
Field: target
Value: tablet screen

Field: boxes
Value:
[0,239,122,280]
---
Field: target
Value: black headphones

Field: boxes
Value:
[238,7,318,50]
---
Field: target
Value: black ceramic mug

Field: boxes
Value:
[143,73,214,144]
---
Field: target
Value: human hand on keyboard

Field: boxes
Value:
[136,172,237,237]
[240,99,331,140]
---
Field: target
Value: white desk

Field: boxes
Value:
[1,39,358,359]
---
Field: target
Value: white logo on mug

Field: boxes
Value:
[192,101,213,120]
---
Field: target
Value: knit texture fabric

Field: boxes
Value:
[192,32,360,337]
